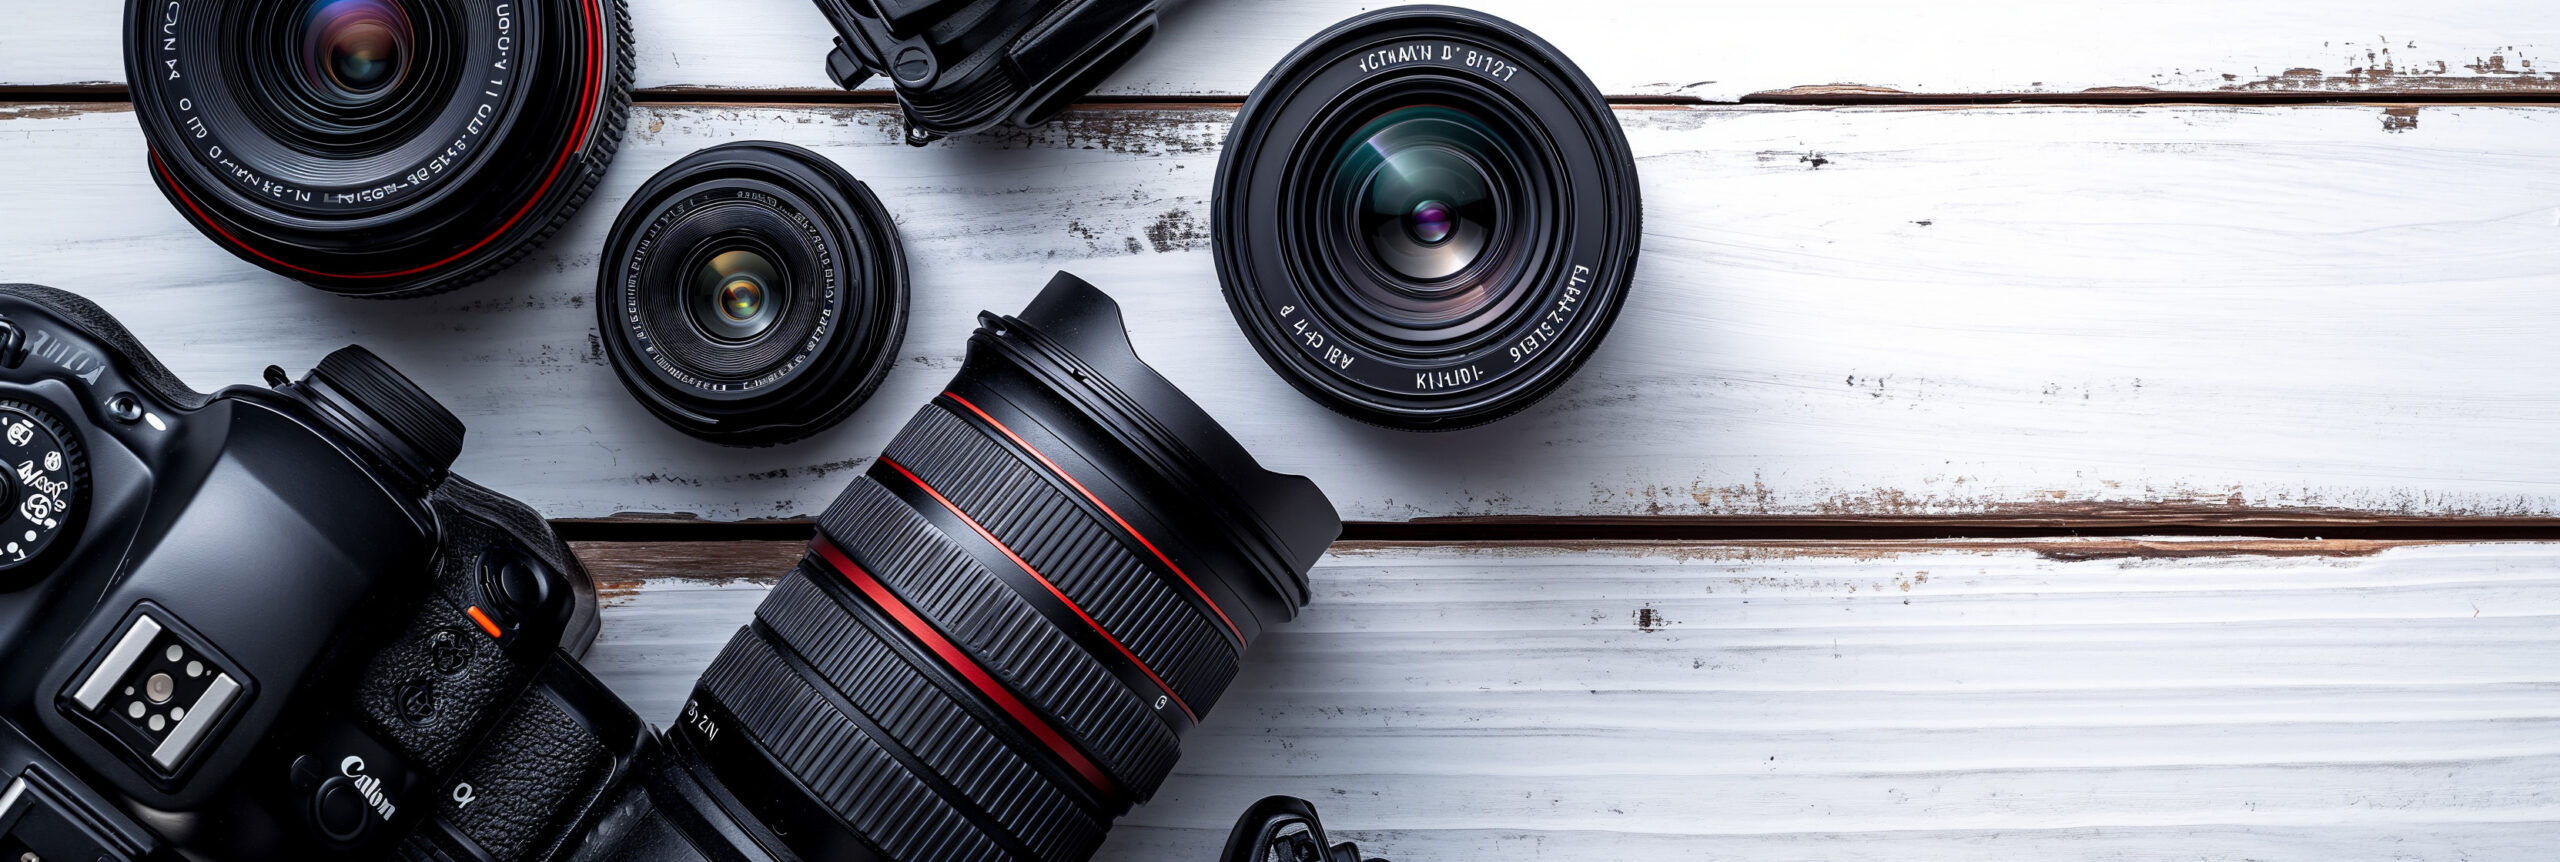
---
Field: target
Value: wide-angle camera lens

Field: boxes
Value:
[1214,6,1643,429]
[596,141,909,446]
[123,0,634,298]
[674,272,1340,861]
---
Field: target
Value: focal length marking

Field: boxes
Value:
[1354,41,1520,82]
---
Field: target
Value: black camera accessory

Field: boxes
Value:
[1221,795,1387,862]
[597,141,910,446]
[0,283,601,858]
[666,271,1341,861]
[811,0,1163,144]
[123,0,635,298]
[1213,6,1643,430]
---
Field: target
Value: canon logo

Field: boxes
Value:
[339,756,398,821]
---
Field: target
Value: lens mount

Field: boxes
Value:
[124,0,633,297]
[596,141,909,447]
[1213,5,1642,429]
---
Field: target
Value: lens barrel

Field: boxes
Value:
[124,0,634,298]
[1213,6,1642,429]
[678,272,1339,861]
[596,141,910,446]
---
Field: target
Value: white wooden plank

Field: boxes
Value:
[3,102,2554,521]
[578,540,2560,860]
[11,0,2557,98]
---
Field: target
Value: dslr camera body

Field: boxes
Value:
[0,283,675,861]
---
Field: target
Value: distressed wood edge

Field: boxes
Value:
[12,80,2560,107]
[567,537,2486,593]
[550,500,2560,546]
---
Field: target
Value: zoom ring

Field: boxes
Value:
[757,571,1108,862]
[698,629,1009,861]
[886,403,1242,712]
[823,477,1181,797]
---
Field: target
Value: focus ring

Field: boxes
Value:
[756,570,1108,862]
[821,476,1181,797]
[884,403,1242,713]
[697,626,1009,861]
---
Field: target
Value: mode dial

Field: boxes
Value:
[0,399,86,577]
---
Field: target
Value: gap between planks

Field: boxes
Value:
[567,536,2513,593]
[12,82,2560,109]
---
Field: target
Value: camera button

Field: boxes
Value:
[309,777,371,843]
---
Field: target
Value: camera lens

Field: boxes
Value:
[596,141,908,447]
[677,273,1340,862]
[1214,6,1643,429]
[690,249,783,341]
[123,0,633,298]
[300,0,412,99]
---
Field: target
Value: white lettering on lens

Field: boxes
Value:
[1415,365,1481,392]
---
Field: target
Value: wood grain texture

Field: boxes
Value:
[6,101,2557,522]
[4,101,2557,522]
[574,539,2560,860]
[11,0,2559,99]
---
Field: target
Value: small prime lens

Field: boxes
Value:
[678,272,1340,862]
[596,141,908,446]
[123,0,633,298]
[1214,6,1643,429]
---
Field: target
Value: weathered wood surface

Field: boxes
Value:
[13,0,2559,99]
[4,101,2555,522]
[576,539,2560,860]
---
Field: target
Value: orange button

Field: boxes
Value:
[465,605,504,639]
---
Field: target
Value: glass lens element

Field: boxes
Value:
[691,249,784,342]
[299,0,414,99]
[1340,107,1500,283]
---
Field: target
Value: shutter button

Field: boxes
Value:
[477,550,569,635]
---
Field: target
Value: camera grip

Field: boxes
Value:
[413,689,612,862]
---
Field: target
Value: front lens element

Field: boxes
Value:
[1339,107,1502,284]
[690,249,783,341]
[1407,199,1454,244]
[300,0,413,99]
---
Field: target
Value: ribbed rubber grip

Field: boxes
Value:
[312,345,465,481]
[757,571,1108,862]
[697,629,1007,861]
[821,476,1179,796]
[883,402,1240,712]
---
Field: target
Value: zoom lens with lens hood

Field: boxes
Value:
[124,0,634,298]
[669,271,1341,860]
[1214,6,1642,430]
[597,141,909,446]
